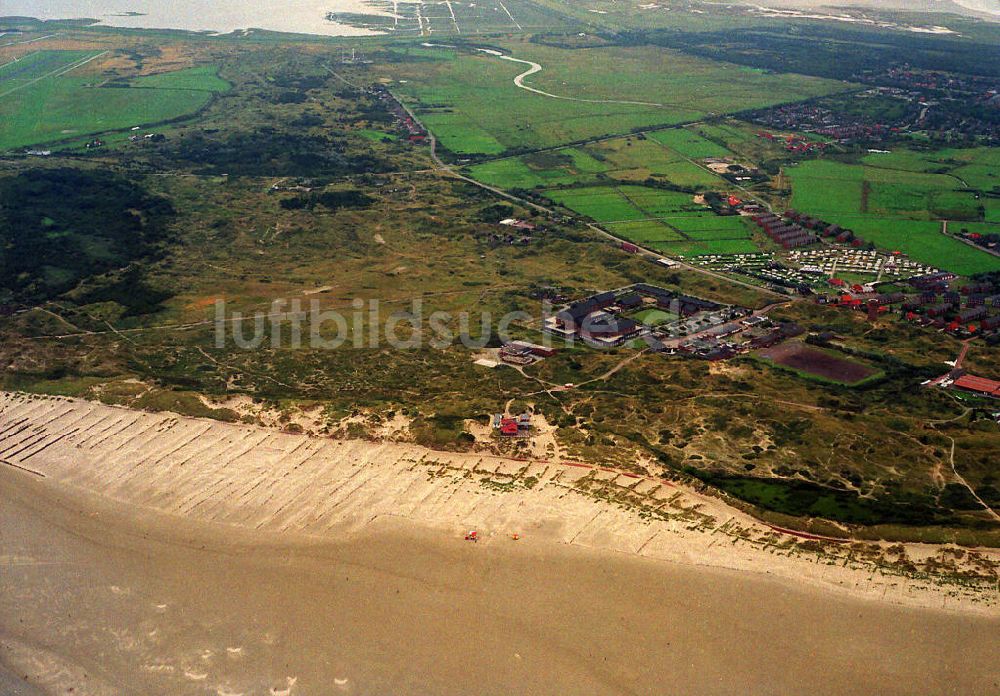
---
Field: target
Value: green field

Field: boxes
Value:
[357,128,400,142]
[788,158,1000,275]
[593,136,724,187]
[0,50,99,93]
[659,238,761,255]
[546,183,754,255]
[466,128,730,190]
[647,128,731,159]
[669,215,749,240]
[468,147,610,188]
[0,54,230,151]
[547,186,646,221]
[630,307,677,326]
[606,219,686,243]
[392,40,846,155]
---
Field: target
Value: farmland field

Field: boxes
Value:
[546,185,646,221]
[647,128,731,159]
[391,39,848,156]
[0,55,230,151]
[546,183,755,255]
[606,220,685,243]
[547,185,706,222]
[466,128,730,191]
[594,136,724,187]
[669,215,749,240]
[787,158,1000,275]
[467,147,609,188]
[657,238,761,256]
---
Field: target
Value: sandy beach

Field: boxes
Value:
[0,392,999,693]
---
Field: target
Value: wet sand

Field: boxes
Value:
[2,467,999,695]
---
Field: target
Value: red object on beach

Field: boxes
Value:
[465,530,478,542]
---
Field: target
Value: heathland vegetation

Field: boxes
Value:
[0,50,230,151]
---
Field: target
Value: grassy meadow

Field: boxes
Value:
[466,128,733,190]
[545,184,755,255]
[0,53,230,151]
[788,157,1000,276]
[389,39,847,156]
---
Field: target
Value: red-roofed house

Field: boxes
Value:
[500,418,520,436]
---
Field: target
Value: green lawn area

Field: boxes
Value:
[669,215,750,240]
[546,186,646,221]
[356,128,399,142]
[863,147,1000,192]
[0,57,230,151]
[630,307,677,326]
[392,40,847,156]
[787,158,1000,275]
[594,137,723,187]
[618,186,703,216]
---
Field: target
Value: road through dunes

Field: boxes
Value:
[0,391,998,615]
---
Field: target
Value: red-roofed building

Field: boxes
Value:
[953,374,1000,398]
[500,418,520,436]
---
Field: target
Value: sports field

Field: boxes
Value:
[0,53,230,151]
[788,157,1000,276]
[392,40,846,155]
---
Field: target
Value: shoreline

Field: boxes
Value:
[0,1,386,38]
[2,461,1000,694]
[0,391,997,617]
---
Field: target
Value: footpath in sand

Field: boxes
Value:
[0,391,997,615]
